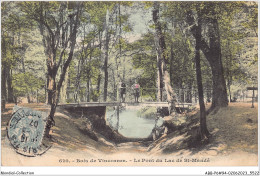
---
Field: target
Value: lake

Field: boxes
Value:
[106,108,164,138]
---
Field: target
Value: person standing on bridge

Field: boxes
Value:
[119,82,126,102]
[132,80,140,103]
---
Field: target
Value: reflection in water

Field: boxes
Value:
[106,108,164,138]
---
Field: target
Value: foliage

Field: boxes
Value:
[1,1,257,104]
[12,72,44,97]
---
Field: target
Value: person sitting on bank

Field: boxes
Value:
[132,80,140,103]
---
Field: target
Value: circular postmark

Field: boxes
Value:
[7,106,48,156]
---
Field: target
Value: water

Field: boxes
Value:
[106,108,164,138]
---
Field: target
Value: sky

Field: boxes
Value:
[126,2,152,42]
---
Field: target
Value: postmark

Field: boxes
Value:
[7,106,50,156]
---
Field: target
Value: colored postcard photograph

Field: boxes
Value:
[1,1,258,173]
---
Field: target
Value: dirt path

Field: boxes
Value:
[2,135,257,166]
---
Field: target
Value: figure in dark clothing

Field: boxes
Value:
[132,80,140,103]
[120,82,126,102]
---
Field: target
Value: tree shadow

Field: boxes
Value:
[148,112,223,156]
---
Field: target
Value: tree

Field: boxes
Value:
[132,33,158,100]
[12,72,44,103]
[2,2,47,105]
[152,2,177,113]
[221,2,257,101]
[164,21,196,103]
[185,2,229,111]
[1,2,22,103]
[194,8,210,140]
[104,2,133,101]
[103,8,111,102]
[20,2,83,136]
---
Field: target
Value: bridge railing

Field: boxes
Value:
[119,87,162,103]
[64,87,196,104]
[65,88,118,103]
[64,87,169,103]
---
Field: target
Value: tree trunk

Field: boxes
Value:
[228,80,231,102]
[96,31,103,102]
[156,55,163,102]
[6,66,14,103]
[1,66,7,103]
[204,19,228,110]
[75,54,82,102]
[1,66,7,111]
[103,32,109,102]
[46,64,56,105]
[207,54,228,109]
[60,70,69,103]
[87,79,90,102]
[111,69,117,101]
[206,88,211,103]
[186,82,193,103]
[194,88,198,103]
[195,15,210,140]
[103,9,110,102]
[27,94,31,103]
[38,15,56,105]
[96,73,101,101]
[153,2,177,113]
[1,36,7,103]
[36,89,39,103]
[180,88,185,103]
[169,43,174,87]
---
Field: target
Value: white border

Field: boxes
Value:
[1,0,259,175]
[1,166,259,176]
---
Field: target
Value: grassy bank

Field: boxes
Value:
[148,102,258,156]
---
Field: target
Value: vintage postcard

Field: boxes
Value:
[1,1,259,175]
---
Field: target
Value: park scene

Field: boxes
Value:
[1,1,258,166]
